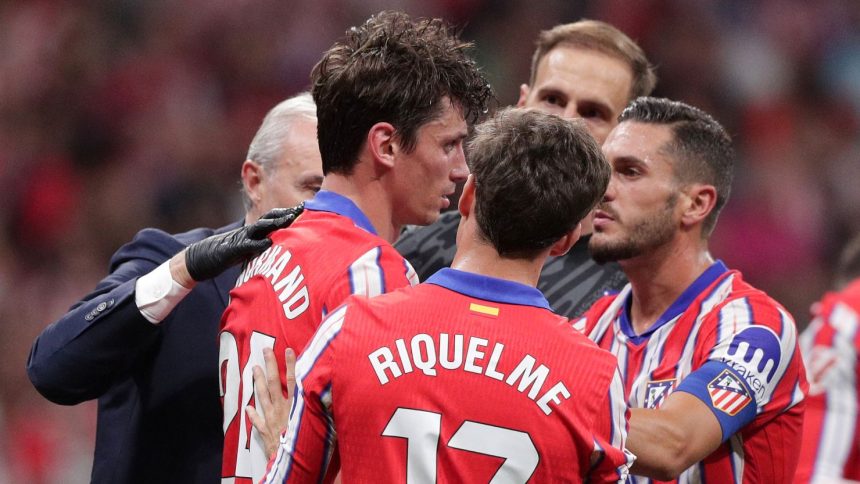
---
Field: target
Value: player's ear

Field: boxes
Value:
[241,159,265,205]
[680,183,717,230]
[367,122,397,169]
[458,174,476,218]
[549,222,582,257]
[516,84,531,108]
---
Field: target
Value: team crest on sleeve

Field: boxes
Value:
[645,379,676,409]
[707,369,752,416]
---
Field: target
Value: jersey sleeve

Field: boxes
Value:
[322,244,417,315]
[676,295,805,442]
[587,367,635,483]
[795,302,860,483]
[264,306,348,484]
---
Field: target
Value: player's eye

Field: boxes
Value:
[543,94,564,107]
[618,166,641,177]
[579,103,609,121]
[444,139,461,154]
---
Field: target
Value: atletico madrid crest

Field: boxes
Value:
[644,379,676,409]
[707,369,752,416]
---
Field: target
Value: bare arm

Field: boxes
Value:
[627,391,722,480]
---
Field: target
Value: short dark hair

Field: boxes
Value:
[311,11,494,175]
[619,97,734,237]
[467,108,609,259]
[530,20,657,102]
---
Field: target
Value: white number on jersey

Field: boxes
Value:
[382,407,539,483]
[219,331,277,481]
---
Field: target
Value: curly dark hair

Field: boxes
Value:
[468,108,609,259]
[311,11,494,175]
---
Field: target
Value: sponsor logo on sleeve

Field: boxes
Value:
[723,326,783,401]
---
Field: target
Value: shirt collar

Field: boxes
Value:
[426,268,551,310]
[620,260,729,343]
[304,190,377,235]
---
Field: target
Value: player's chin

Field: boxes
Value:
[588,232,613,252]
[421,210,442,226]
[405,207,441,228]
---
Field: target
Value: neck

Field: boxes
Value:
[451,234,545,288]
[621,236,714,335]
[245,204,265,225]
[321,173,400,243]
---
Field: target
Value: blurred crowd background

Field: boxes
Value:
[1,0,858,481]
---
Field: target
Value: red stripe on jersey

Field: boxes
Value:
[796,279,860,483]
[579,266,807,483]
[277,282,633,482]
[219,209,413,483]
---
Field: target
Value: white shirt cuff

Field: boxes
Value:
[135,260,192,324]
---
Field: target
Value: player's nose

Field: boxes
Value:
[450,146,469,183]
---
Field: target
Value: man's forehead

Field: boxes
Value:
[536,45,631,81]
[533,45,633,105]
[604,121,673,155]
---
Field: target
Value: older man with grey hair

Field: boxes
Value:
[26,92,323,483]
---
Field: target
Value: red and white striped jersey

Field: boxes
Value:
[573,261,807,484]
[219,191,417,484]
[266,268,634,484]
[796,278,860,484]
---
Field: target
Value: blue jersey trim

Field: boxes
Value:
[675,360,758,442]
[425,268,551,310]
[620,260,729,344]
[305,190,377,235]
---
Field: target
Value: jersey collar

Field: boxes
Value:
[620,260,729,344]
[304,190,377,235]
[426,268,551,310]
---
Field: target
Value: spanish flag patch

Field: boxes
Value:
[469,302,499,317]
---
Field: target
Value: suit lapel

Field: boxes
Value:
[209,220,244,308]
[213,265,242,307]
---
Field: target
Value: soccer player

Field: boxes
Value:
[395,19,657,317]
[266,107,633,483]
[218,11,493,483]
[574,97,807,482]
[26,92,320,483]
[795,234,860,484]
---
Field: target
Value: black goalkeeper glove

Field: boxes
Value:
[185,204,304,281]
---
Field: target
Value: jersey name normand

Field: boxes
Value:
[235,244,309,320]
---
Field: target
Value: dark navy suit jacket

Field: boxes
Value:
[27,221,242,483]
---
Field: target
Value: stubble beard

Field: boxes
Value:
[589,195,678,264]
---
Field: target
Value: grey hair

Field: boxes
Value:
[246,91,317,171]
[242,92,317,210]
